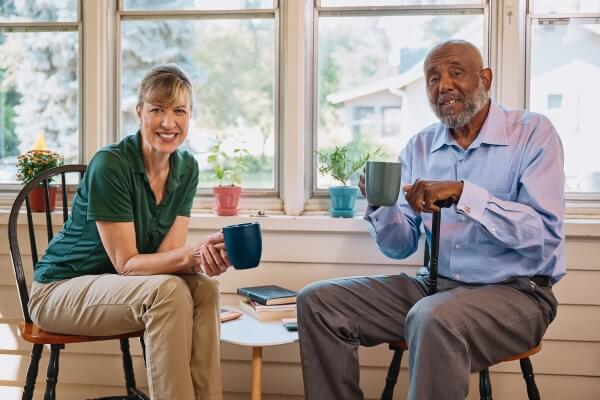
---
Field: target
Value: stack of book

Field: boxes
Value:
[237,285,297,322]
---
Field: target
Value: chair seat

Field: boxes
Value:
[388,340,407,351]
[19,322,144,345]
[388,340,540,363]
[499,344,541,362]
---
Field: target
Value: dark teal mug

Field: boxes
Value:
[223,222,262,269]
[366,161,402,206]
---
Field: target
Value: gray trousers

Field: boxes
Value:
[297,273,558,400]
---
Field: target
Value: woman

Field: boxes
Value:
[29,64,227,399]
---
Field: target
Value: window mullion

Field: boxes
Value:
[497,0,526,109]
[82,0,115,163]
[281,0,309,216]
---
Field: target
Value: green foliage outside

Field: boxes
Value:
[0,70,20,158]
[193,19,274,158]
[317,144,382,187]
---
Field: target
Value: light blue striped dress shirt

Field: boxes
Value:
[365,101,566,284]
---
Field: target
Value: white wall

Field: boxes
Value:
[1,214,600,399]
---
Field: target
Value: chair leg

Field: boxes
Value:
[381,349,403,400]
[22,343,43,400]
[120,338,137,393]
[119,338,150,400]
[44,344,63,400]
[479,368,492,400]
[520,357,540,400]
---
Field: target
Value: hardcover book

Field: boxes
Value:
[238,299,297,322]
[237,285,297,306]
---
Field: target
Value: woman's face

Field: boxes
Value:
[136,95,191,157]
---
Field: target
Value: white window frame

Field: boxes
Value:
[114,0,284,213]
[2,0,599,218]
[524,0,600,215]
[0,0,83,202]
[303,0,495,213]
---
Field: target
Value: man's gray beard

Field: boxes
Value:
[430,81,489,129]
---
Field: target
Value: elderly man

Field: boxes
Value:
[297,40,565,400]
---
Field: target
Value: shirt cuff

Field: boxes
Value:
[364,204,402,234]
[455,180,489,221]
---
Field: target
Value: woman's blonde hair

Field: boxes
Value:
[137,63,193,110]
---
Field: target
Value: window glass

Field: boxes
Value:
[321,0,482,6]
[382,106,402,136]
[352,106,376,137]
[316,13,484,188]
[546,94,562,109]
[123,0,274,11]
[0,30,79,183]
[121,18,275,189]
[0,0,77,22]
[530,20,600,192]
[532,0,600,14]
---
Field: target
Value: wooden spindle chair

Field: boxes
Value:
[381,204,542,400]
[8,165,148,400]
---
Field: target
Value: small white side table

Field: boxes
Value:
[220,311,299,400]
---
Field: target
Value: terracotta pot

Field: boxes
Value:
[28,186,58,212]
[212,185,242,216]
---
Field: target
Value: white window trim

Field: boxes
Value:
[304,0,494,213]
[522,0,600,215]
[82,0,115,164]
[0,0,83,204]
[114,0,285,213]
[2,0,600,220]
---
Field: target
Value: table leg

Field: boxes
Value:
[251,346,263,400]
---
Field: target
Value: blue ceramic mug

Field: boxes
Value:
[222,222,262,269]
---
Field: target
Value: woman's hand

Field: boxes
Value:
[195,232,231,276]
[180,245,203,274]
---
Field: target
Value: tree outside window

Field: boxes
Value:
[120,1,276,190]
[0,0,79,184]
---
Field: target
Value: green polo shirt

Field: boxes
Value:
[34,132,199,283]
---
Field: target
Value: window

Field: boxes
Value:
[382,106,402,137]
[547,94,562,109]
[313,1,487,190]
[119,1,278,191]
[352,106,376,137]
[0,0,80,184]
[528,1,600,193]
[531,0,600,13]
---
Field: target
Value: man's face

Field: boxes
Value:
[424,44,490,128]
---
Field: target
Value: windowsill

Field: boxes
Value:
[190,212,600,237]
[1,208,600,237]
[187,212,369,233]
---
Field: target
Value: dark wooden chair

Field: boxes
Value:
[381,204,542,400]
[8,164,148,400]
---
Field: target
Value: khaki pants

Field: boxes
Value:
[29,273,223,400]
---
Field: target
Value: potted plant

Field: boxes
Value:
[16,149,64,212]
[317,145,382,218]
[207,139,249,216]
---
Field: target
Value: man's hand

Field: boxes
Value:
[358,173,366,197]
[195,232,231,277]
[403,180,463,213]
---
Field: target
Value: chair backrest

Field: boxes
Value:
[8,164,87,323]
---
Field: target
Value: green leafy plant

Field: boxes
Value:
[207,139,250,186]
[16,149,64,185]
[317,145,383,186]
